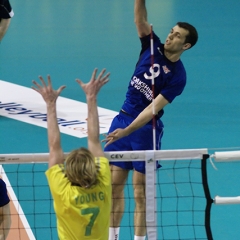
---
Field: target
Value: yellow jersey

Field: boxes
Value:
[45,157,111,240]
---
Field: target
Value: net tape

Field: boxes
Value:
[1,148,240,207]
[0,148,208,163]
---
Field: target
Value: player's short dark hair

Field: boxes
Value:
[177,22,198,49]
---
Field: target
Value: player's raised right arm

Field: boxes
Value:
[134,0,151,37]
[76,69,110,157]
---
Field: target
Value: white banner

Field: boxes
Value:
[0,80,117,138]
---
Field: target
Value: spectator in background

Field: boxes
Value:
[0,0,14,41]
[0,177,11,240]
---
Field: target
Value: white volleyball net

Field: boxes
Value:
[1,148,240,240]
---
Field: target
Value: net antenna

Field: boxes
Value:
[145,24,158,240]
[150,24,156,151]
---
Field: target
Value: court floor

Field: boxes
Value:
[1,0,240,239]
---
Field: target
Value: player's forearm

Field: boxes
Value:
[134,0,151,37]
[46,103,62,154]
[125,106,153,135]
[87,96,99,143]
[134,0,147,24]
[126,94,169,135]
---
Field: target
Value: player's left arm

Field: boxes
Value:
[127,94,169,134]
[104,94,168,146]
[0,18,11,41]
[134,0,151,38]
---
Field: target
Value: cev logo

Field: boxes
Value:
[110,154,124,159]
[144,64,160,80]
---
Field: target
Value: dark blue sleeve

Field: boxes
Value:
[0,0,13,19]
[134,31,161,68]
[0,179,10,207]
[161,65,187,103]
[139,31,160,55]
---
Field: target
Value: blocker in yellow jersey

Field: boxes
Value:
[46,157,111,240]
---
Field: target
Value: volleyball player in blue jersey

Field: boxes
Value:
[0,0,14,41]
[0,178,11,239]
[104,1,198,240]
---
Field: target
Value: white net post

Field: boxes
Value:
[145,150,157,240]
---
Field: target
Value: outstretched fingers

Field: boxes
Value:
[31,75,49,92]
[96,68,106,81]
[31,79,42,92]
[47,75,52,88]
[38,75,48,88]
[31,75,66,103]
[90,68,98,82]
[31,83,40,93]
[76,79,83,87]
[57,85,66,95]
[76,68,110,91]
[99,72,110,85]
[101,130,119,147]
[103,136,115,147]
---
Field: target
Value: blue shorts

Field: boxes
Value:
[0,179,10,207]
[104,111,164,174]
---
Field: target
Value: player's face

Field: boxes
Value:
[164,25,190,53]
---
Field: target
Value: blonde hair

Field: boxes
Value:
[65,147,99,188]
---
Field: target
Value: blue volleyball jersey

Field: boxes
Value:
[121,32,186,120]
